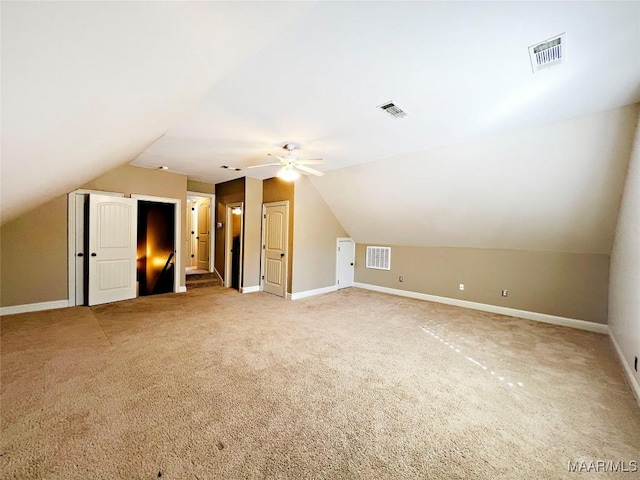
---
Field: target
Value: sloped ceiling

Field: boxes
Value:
[0,1,312,223]
[310,104,639,254]
[2,2,640,255]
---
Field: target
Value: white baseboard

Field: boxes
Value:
[177,286,187,293]
[609,332,640,406]
[290,285,338,300]
[0,299,70,316]
[353,283,608,334]
[241,286,261,294]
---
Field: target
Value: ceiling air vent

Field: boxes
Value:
[377,101,408,119]
[529,33,565,73]
[366,246,391,270]
[221,165,242,171]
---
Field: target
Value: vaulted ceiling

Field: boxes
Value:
[2,1,639,254]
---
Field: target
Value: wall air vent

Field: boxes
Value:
[377,101,408,119]
[366,246,391,270]
[529,33,565,73]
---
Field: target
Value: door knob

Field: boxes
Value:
[91,253,97,257]
[280,253,285,258]
[77,253,84,257]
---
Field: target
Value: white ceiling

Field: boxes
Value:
[2,1,640,254]
[132,1,640,179]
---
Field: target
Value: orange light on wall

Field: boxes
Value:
[151,256,167,268]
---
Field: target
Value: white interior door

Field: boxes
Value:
[88,194,138,306]
[337,238,355,289]
[197,198,211,271]
[262,202,288,297]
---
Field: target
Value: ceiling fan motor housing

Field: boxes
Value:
[283,143,298,152]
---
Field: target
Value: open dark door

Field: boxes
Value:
[231,236,241,290]
[137,201,175,296]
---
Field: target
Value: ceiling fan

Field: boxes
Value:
[247,143,324,181]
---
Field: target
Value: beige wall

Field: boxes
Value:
[292,177,347,293]
[214,178,245,278]
[83,165,186,202]
[355,245,609,324]
[1,195,69,307]
[82,165,188,287]
[609,116,640,391]
[187,180,216,195]
[263,178,295,293]
[243,178,263,289]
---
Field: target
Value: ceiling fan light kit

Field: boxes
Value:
[247,143,325,181]
[277,167,300,182]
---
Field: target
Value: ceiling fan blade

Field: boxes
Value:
[246,163,282,169]
[267,153,287,163]
[296,165,324,176]
[295,159,324,165]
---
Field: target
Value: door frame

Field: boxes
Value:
[260,201,289,297]
[225,202,244,289]
[131,194,182,295]
[336,237,355,289]
[187,191,215,272]
[67,189,124,307]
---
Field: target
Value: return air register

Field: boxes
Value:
[529,33,565,73]
[366,246,391,270]
[377,101,408,119]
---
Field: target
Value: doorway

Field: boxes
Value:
[261,201,289,298]
[137,200,175,296]
[186,193,215,275]
[336,238,355,289]
[225,202,243,290]
[67,191,182,307]
[68,190,125,306]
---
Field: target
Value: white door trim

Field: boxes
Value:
[67,189,124,307]
[225,202,244,288]
[336,237,355,289]
[187,191,215,272]
[131,194,182,294]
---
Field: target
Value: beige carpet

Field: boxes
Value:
[1,287,638,479]
[186,267,209,275]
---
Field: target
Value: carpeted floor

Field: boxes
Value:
[1,287,638,479]
[186,267,210,275]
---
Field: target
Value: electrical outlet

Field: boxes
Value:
[635,356,638,372]
[502,289,508,297]
[399,276,403,282]
[459,283,464,291]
